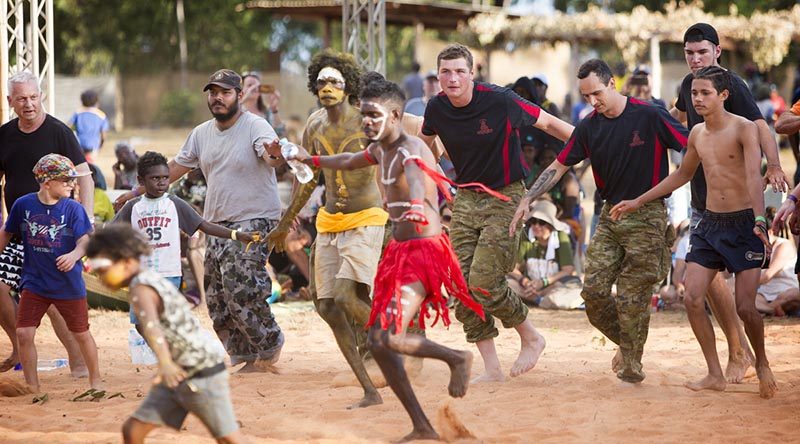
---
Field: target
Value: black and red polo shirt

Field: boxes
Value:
[421,82,540,190]
[557,97,689,205]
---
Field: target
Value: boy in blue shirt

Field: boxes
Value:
[68,90,109,161]
[0,154,101,393]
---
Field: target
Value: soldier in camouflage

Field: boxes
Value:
[512,59,687,384]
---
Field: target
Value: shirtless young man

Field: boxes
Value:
[612,66,778,399]
[290,78,485,443]
[266,50,385,409]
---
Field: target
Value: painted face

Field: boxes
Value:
[684,40,720,74]
[8,80,43,124]
[316,66,346,107]
[139,164,170,198]
[360,100,392,142]
[206,85,241,121]
[579,73,615,116]
[691,78,727,116]
[86,257,132,290]
[438,58,473,102]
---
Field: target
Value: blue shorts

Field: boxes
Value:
[130,276,182,324]
[686,209,767,273]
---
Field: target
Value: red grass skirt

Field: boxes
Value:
[367,233,485,331]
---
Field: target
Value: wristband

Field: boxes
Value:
[788,194,798,204]
[231,230,238,241]
[542,277,550,287]
[311,155,321,168]
[409,198,424,210]
[755,216,767,224]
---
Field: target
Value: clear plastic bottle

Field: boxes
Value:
[128,328,158,365]
[36,358,69,371]
[279,138,314,184]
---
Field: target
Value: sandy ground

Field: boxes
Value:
[0,303,798,444]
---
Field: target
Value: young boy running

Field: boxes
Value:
[86,224,247,443]
[0,154,101,393]
[288,79,485,441]
[611,66,778,399]
[114,151,258,330]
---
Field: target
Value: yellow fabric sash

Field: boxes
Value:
[316,207,388,233]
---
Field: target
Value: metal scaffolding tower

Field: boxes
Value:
[342,0,386,74]
[1,0,55,122]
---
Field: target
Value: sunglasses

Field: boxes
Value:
[54,177,77,185]
[316,78,345,90]
[529,218,550,227]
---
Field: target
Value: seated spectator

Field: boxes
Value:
[90,164,115,225]
[112,142,138,190]
[507,200,583,309]
[755,216,800,316]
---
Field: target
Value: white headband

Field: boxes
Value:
[317,67,345,83]
[85,257,113,271]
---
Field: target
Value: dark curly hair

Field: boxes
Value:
[693,65,731,96]
[360,78,406,111]
[137,151,168,178]
[307,49,363,103]
[86,224,151,261]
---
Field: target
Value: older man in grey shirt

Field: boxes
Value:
[116,69,284,371]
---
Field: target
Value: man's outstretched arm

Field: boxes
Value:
[533,111,574,143]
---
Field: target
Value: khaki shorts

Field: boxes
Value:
[315,225,384,300]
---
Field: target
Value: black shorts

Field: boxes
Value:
[686,209,766,273]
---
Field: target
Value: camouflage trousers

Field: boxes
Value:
[206,218,284,365]
[452,181,529,343]
[583,201,674,382]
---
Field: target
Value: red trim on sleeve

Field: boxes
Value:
[475,84,493,92]
[363,149,378,165]
[628,97,650,106]
[557,138,576,164]
[661,117,689,147]
[503,118,512,186]
[513,98,541,119]
[652,138,663,188]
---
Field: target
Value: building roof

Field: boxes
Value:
[238,0,514,29]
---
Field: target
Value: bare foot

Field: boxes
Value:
[0,355,19,373]
[448,351,473,398]
[611,349,623,373]
[395,428,439,443]
[756,365,778,399]
[346,391,382,410]
[470,369,505,384]
[725,350,752,384]
[510,331,545,377]
[237,360,279,374]
[685,374,726,392]
[71,366,89,379]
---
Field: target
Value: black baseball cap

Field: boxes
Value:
[684,23,720,46]
[203,69,242,91]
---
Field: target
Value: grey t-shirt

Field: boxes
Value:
[174,111,281,223]
[131,269,225,372]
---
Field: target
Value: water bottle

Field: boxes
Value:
[128,328,158,365]
[279,138,314,184]
[31,359,69,371]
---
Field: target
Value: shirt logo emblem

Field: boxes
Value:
[477,119,493,135]
[630,130,645,147]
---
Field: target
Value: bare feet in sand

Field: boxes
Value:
[685,374,726,392]
[611,349,623,374]
[470,369,505,384]
[71,365,89,379]
[510,330,545,377]
[396,428,439,443]
[237,360,280,374]
[448,351,473,398]
[0,355,19,373]
[346,392,382,410]
[724,350,752,384]
[756,365,778,399]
